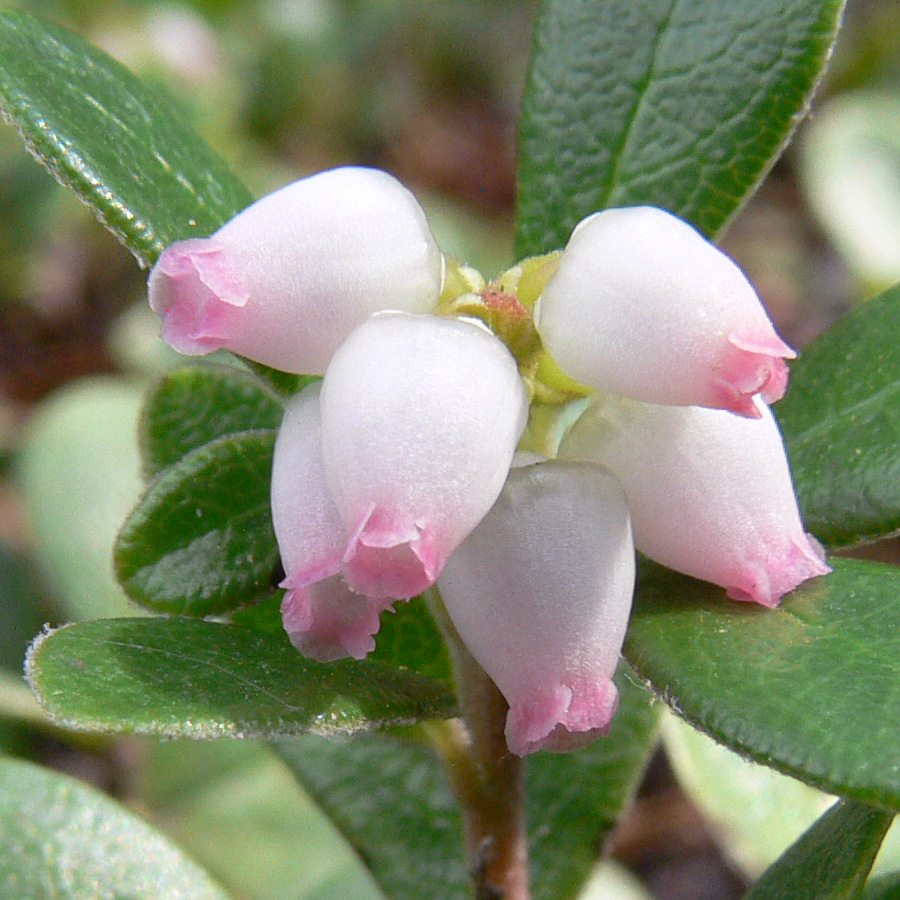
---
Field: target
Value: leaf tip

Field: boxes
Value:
[23,622,72,718]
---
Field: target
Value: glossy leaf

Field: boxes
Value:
[140,365,285,477]
[625,558,900,810]
[26,617,456,739]
[0,756,232,900]
[777,284,900,547]
[516,0,844,256]
[277,665,660,900]
[0,14,304,397]
[743,799,892,900]
[277,733,470,900]
[527,670,660,900]
[233,589,454,685]
[229,590,287,635]
[116,429,279,616]
[0,10,252,267]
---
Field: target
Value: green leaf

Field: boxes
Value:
[277,665,660,900]
[140,365,285,477]
[141,740,384,900]
[231,591,455,687]
[777,284,900,548]
[865,873,900,900]
[277,733,469,900]
[229,590,287,635]
[0,544,45,674]
[25,617,456,739]
[369,592,453,685]
[0,10,252,267]
[743,799,892,900]
[516,0,844,256]
[663,713,834,880]
[527,669,660,900]
[116,429,279,616]
[0,756,232,900]
[242,362,319,400]
[0,544,49,750]
[625,558,900,809]
[0,14,319,398]
[18,377,146,620]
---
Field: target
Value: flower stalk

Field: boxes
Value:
[426,590,530,900]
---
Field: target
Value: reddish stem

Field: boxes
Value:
[426,591,530,900]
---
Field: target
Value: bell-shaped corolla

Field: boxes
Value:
[438,459,635,756]
[148,166,444,374]
[534,206,795,417]
[320,312,529,600]
[561,396,830,607]
[271,382,393,661]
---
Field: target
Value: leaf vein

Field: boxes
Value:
[90,637,305,713]
[600,0,680,208]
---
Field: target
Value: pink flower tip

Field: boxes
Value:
[725,533,832,608]
[148,167,445,373]
[535,205,799,414]
[341,506,441,599]
[716,331,796,416]
[149,238,247,356]
[280,575,392,662]
[506,676,620,756]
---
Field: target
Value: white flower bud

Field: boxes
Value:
[271,382,393,661]
[438,459,635,756]
[561,396,830,606]
[320,312,529,599]
[149,167,444,374]
[535,206,795,416]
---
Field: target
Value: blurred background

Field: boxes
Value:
[0,0,899,898]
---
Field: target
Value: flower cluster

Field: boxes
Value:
[148,167,829,756]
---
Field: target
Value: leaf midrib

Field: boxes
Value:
[600,0,680,210]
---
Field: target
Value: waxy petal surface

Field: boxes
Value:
[562,397,830,607]
[280,575,393,662]
[321,313,528,599]
[535,206,795,415]
[438,460,635,755]
[149,166,443,373]
[271,383,345,586]
[271,383,389,660]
